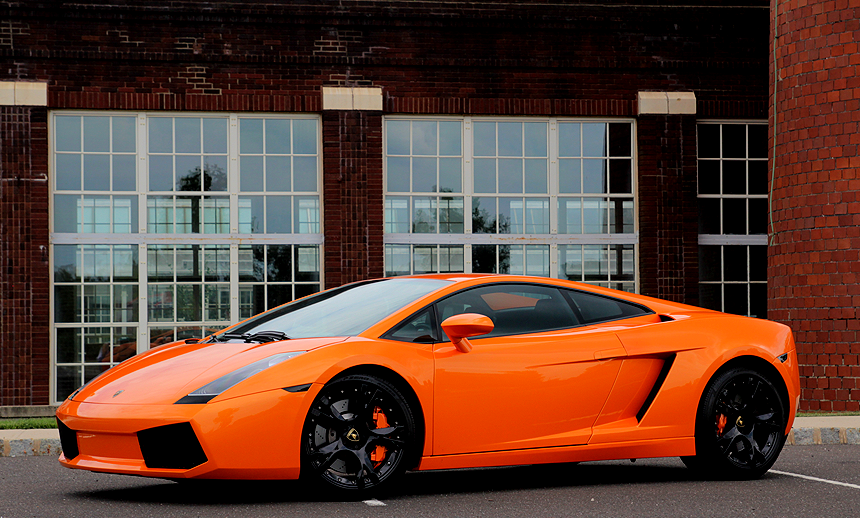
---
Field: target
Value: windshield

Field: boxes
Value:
[226,278,450,339]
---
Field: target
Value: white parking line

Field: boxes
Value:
[363,499,387,506]
[771,470,860,490]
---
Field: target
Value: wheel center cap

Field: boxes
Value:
[345,428,361,442]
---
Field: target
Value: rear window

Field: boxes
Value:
[564,289,651,324]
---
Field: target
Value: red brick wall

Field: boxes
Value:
[1,1,768,405]
[770,0,860,411]
[0,107,50,406]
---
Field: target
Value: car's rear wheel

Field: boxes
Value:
[301,374,415,495]
[683,367,787,479]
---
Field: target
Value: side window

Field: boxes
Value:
[564,289,650,324]
[436,284,579,338]
[384,308,438,343]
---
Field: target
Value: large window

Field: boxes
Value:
[697,121,768,317]
[51,113,322,402]
[384,118,637,291]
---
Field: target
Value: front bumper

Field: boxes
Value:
[56,385,319,480]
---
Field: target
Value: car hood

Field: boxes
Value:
[73,337,346,406]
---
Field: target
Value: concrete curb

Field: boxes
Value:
[3,422,860,457]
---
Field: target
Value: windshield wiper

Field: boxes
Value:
[214,330,291,344]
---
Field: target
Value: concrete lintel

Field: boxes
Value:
[322,86,382,111]
[0,81,49,106]
[637,91,696,115]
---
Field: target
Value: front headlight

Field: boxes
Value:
[176,351,305,404]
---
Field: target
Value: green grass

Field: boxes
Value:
[796,411,860,417]
[0,417,57,430]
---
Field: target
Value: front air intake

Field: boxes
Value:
[137,422,208,469]
[57,418,79,460]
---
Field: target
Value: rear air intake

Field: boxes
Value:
[57,418,79,460]
[137,422,208,469]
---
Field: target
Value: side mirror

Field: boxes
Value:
[441,313,494,353]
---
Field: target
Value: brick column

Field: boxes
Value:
[770,0,860,411]
[321,110,385,288]
[637,114,700,304]
[0,106,51,406]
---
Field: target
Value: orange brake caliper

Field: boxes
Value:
[716,413,728,436]
[370,406,389,466]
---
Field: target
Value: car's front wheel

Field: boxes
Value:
[683,367,787,480]
[300,374,416,495]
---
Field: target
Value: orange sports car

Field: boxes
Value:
[56,274,799,494]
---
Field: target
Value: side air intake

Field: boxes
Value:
[57,418,79,460]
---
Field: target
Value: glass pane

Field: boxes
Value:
[264,245,292,282]
[582,159,606,193]
[722,161,746,195]
[608,123,631,157]
[439,121,462,156]
[558,198,582,234]
[525,245,549,276]
[202,118,228,154]
[473,158,496,193]
[582,123,606,157]
[176,284,203,322]
[113,245,138,281]
[472,197,496,234]
[175,118,201,154]
[175,246,202,281]
[387,156,410,192]
[722,198,747,234]
[723,246,748,281]
[80,196,112,233]
[697,160,720,195]
[267,284,293,309]
[293,119,317,155]
[524,198,549,234]
[149,155,173,192]
[558,123,581,157]
[238,245,265,282]
[750,283,767,318]
[559,245,582,280]
[240,119,264,154]
[293,156,317,192]
[472,244,497,274]
[203,156,228,192]
[266,155,291,191]
[385,197,410,233]
[111,195,137,232]
[697,124,720,159]
[413,245,436,274]
[83,116,110,152]
[205,284,231,321]
[697,198,721,234]
[722,125,746,159]
[749,198,767,235]
[524,122,547,158]
[748,160,767,195]
[294,196,320,233]
[524,159,547,194]
[498,123,522,157]
[56,154,81,191]
[240,155,264,192]
[238,195,263,233]
[583,245,607,281]
[698,245,721,282]
[265,119,291,154]
[202,197,230,234]
[473,122,496,156]
[609,198,634,233]
[56,328,82,363]
[148,118,173,154]
[147,246,175,281]
[499,198,518,234]
[55,116,81,152]
[699,283,722,311]
[609,159,631,194]
[176,155,201,191]
[113,285,139,322]
[748,125,767,159]
[56,366,82,402]
[112,155,136,191]
[412,121,437,155]
[387,120,410,155]
[266,195,292,233]
[439,245,464,273]
[83,285,111,322]
[412,197,436,233]
[83,154,110,191]
[558,159,581,193]
[583,198,607,234]
[385,244,411,276]
[750,245,767,282]
[723,283,748,316]
[147,196,173,233]
[439,197,464,233]
[54,285,81,323]
[438,157,461,193]
[238,284,265,318]
[204,246,230,281]
[54,245,79,282]
[498,159,523,193]
[412,157,437,192]
[295,245,320,282]
[81,245,111,282]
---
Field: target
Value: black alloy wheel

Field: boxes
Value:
[301,374,415,494]
[683,367,787,479]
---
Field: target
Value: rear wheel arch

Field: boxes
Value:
[704,356,790,420]
[328,364,426,469]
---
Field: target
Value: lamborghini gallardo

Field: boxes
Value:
[57,274,799,494]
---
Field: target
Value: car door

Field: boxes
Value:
[432,283,629,456]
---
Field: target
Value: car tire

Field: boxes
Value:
[682,367,787,480]
[300,374,416,495]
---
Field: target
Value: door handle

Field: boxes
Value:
[593,347,627,360]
